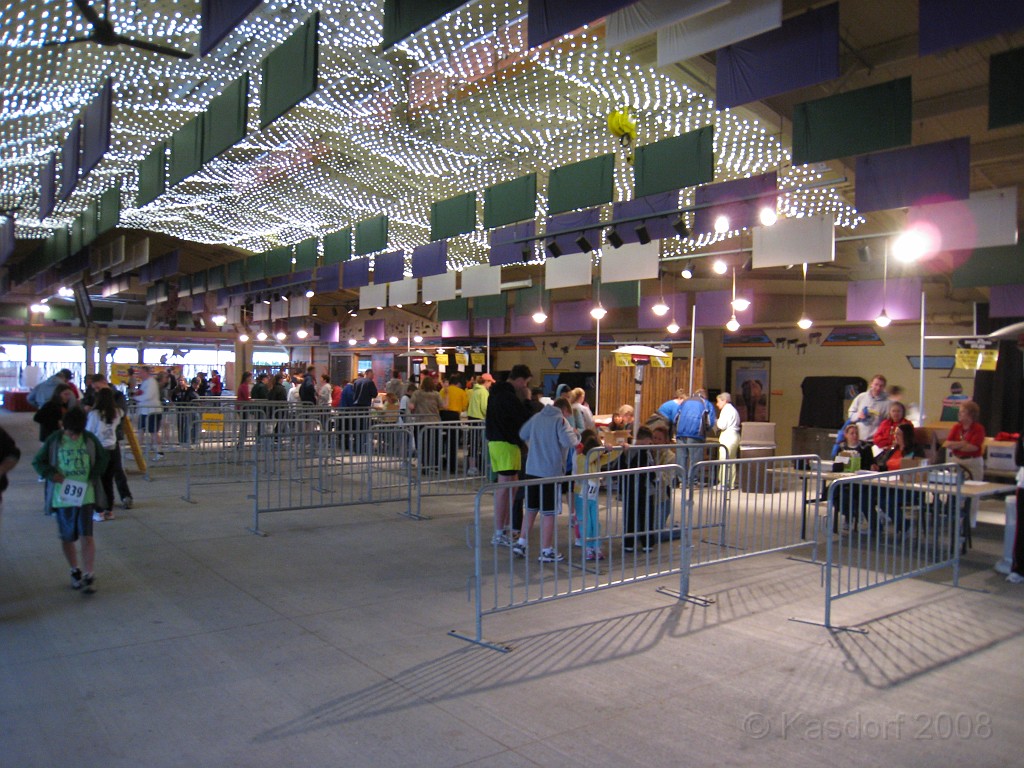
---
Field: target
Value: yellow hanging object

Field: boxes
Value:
[607,107,636,164]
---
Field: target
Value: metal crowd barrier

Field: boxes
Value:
[451,461,689,651]
[249,422,418,534]
[405,420,489,497]
[821,463,964,629]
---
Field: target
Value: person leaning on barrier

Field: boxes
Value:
[171,376,199,444]
[608,425,661,552]
[27,368,74,409]
[676,390,713,444]
[512,395,580,563]
[486,365,533,549]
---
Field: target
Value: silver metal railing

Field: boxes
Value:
[821,464,964,628]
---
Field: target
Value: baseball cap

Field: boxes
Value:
[479,373,495,382]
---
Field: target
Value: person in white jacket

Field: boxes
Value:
[715,392,741,490]
[512,397,580,563]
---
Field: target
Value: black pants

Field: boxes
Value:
[106,444,132,504]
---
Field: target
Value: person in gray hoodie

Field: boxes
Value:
[512,397,580,563]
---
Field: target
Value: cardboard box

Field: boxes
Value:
[985,440,1016,473]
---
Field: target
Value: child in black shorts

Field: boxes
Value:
[33,407,109,593]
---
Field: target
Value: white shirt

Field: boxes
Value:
[716,402,740,433]
[848,390,890,441]
[136,377,162,415]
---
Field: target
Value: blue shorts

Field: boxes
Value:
[140,414,163,433]
[55,505,94,542]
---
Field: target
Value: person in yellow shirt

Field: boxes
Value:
[443,372,470,415]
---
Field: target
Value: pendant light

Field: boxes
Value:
[797,263,813,329]
[876,240,891,328]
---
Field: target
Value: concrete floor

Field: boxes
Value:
[1,409,1022,768]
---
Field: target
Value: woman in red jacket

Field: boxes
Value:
[872,401,912,450]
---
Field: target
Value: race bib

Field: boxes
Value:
[56,479,89,506]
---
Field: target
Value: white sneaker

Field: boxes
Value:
[92,511,105,522]
[490,532,511,547]
[538,549,564,563]
[1006,572,1024,584]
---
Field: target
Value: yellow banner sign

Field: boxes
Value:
[614,352,673,368]
[454,353,468,366]
[470,353,485,366]
[434,354,449,367]
[955,338,998,371]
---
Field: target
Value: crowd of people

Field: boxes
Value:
[10,361,1024,596]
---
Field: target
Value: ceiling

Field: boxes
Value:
[1,0,1022,334]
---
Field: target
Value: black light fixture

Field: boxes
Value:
[546,238,563,258]
[521,243,532,261]
[575,233,594,252]
[671,216,689,238]
[606,226,624,248]
[635,221,651,245]
[857,244,871,262]
[262,294,271,305]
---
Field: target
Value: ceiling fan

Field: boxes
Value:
[42,0,193,59]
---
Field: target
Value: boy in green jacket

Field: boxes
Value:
[33,407,109,594]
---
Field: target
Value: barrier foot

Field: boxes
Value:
[656,586,715,606]
[787,616,868,634]
[246,526,269,537]
[447,629,512,653]
[180,495,199,505]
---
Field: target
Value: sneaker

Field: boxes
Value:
[155,452,165,459]
[585,548,605,561]
[70,568,83,590]
[92,511,105,523]
[511,542,527,558]
[490,532,512,547]
[538,549,564,563]
[122,497,133,510]
[1007,572,1024,584]
[641,544,655,552]
[103,510,115,521]
[82,573,96,594]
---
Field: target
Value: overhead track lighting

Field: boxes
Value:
[635,222,651,245]
[681,262,693,279]
[606,226,624,248]
[671,217,689,238]
[546,238,563,258]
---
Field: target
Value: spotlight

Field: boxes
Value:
[590,305,607,320]
[369,337,378,345]
[211,314,227,326]
[256,330,268,341]
[712,259,728,275]
[714,215,730,234]
[413,334,423,343]
[546,239,562,258]
[681,262,693,279]
[239,333,250,343]
[575,234,594,253]
[759,206,778,227]
[262,295,271,305]
[635,222,651,245]
[606,227,624,248]
[348,338,357,346]
[388,336,399,344]
[305,289,315,298]
[295,328,309,340]
[348,308,358,317]
[281,291,290,302]
[893,229,929,263]
[671,217,689,238]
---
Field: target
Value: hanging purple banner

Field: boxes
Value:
[547,208,601,256]
[693,172,777,234]
[612,191,680,244]
[694,290,733,327]
[81,79,112,178]
[489,221,536,266]
[855,137,970,212]
[510,312,540,334]
[315,262,341,291]
[364,318,386,340]
[441,319,471,338]
[39,154,56,221]
[373,249,405,284]
[919,0,1024,56]
[411,241,447,277]
[0,214,14,266]
[343,257,370,289]
[717,3,839,109]
[58,121,81,203]
[553,300,592,332]
[846,277,923,321]
[527,0,635,49]
[201,0,262,55]
[639,292,689,330]
[988,284,1024,318]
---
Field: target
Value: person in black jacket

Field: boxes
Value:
[33,384,74,443]
[1009,436,1024,584]
[0,424,21,533]
[485,364,533,548]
